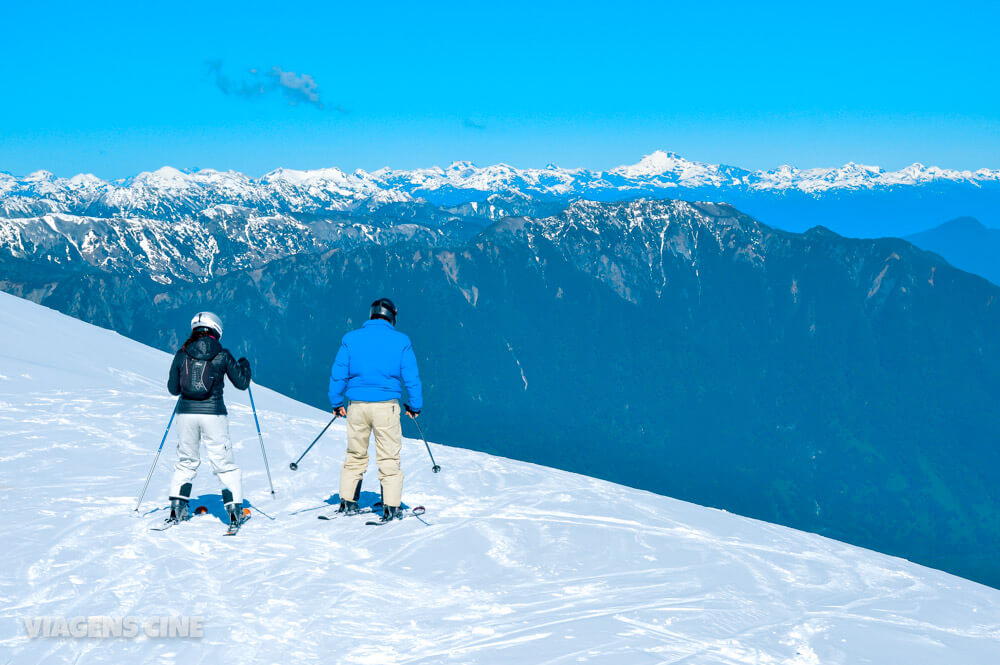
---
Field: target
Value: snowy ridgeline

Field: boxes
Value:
[3,152,1000,215]
[1,292,999,664]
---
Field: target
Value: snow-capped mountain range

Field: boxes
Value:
[3,290,1000,663]
[3,151,999,220]
[3,151,999,285]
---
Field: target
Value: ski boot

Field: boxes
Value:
[224,502,251,536]
[337,499,360,516]
[379,505,402,523]
[226,502,245,528]
[169,498,190,523]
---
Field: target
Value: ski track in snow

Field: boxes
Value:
[1,291,1000,664]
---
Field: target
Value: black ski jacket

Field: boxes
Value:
[167,337,251,415]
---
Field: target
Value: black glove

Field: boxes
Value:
[405,404,420,419]
[237,357,251,379]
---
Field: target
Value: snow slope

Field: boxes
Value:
[1,291,999,664]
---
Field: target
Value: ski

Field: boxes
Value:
[150,518,180,531]
[149,505,206,531]
[318,507,374,521]
[365,506,426,526]
[317,501,383,520]
[223,511,251,537]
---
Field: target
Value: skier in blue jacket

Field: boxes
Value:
[328,298,423,522]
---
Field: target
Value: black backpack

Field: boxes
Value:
[179,353,221,400]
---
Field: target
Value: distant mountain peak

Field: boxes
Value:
[941,216,987,230]
[133,166,190,186]
[613,150,708,177]
[907,216,1000,285]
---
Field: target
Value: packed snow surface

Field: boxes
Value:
[1,291,999,664]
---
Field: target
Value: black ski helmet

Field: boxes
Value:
[370,298,397,325]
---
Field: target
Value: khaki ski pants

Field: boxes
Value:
[339,400,404,507]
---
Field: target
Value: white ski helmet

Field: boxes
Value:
[190,311,223,338]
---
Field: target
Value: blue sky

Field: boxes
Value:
[2,1,998,178]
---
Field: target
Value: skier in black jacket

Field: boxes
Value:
[165,312,252,527]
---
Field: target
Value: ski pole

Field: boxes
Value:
[133,398,180,513]
[411,417,441,473]
[247,384,275,499]
[289,415,338,471]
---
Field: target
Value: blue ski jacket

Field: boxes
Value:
[328,319,423,411]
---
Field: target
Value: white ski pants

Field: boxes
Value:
[169,414,243,506]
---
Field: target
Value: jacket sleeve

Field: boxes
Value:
[224,351,251,391]
[167,351,182,396]
[328,341,350,408]
[401,340,423,411]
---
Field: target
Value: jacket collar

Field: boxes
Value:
[363,318,394,330]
